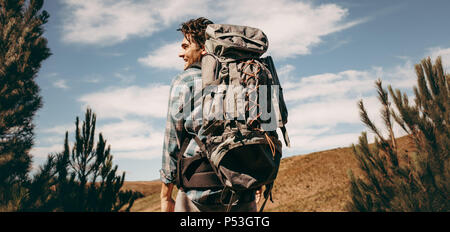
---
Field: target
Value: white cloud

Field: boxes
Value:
[60,0,208,46]
[284,95,384,155]
[32,123,75,157]
[283,70,375,103]
[286,132,361,153]
[156,0,210,26]
[33,120,165,160]
[277,64,296,83]
[427,47,450,69]
[83,74,104,84]
[97,120,164,159]
[39,123,75,135]
[61,0,159,45]
[383,60,416,89]
[374,47,450,91]
[138,41,184,70]
[31,144,65,158]
[78,84,170,119]
[61,0,364,69]
[66,82,173,160]
[53,79,69,89]
[289,97,370,128]
[282,57,419,155]
[114,72,136,83]
[145,0,364,69]
[140,0,364,69]
[44,72,59,78]
[213,0,365,58]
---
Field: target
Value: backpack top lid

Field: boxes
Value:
[205,24,269,60]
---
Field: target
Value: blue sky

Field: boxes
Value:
[32,0,450,181]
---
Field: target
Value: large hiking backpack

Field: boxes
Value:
[175,24,290,212]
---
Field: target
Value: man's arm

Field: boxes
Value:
[161,182,175,212]
[159,79,188,212]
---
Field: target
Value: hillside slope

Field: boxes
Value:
[122,136,414,212]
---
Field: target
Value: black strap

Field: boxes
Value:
[263,56,291,148]
[191,134,225,187]
[192,135,208,158]
[226,190,237,212]
[182,171,223,189]
[176,132,224,190]
[182,155,211,177]
[180,154,223,189]
[175,136,192,189]
[259,183,274,212]
[280,126,291,147]
[191,134,222,176]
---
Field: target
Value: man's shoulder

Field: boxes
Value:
[172,67,202,85]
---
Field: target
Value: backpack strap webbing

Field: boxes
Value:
[226,190,237,212]
[280,126,291,148]
[176,135,223,190]
[175,137,192,189]
[259,183,274,212]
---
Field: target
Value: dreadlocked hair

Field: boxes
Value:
[177,17,214,47]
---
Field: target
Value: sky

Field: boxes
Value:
[32,0,450,181]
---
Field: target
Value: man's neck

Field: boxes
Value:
[185,61,201,70]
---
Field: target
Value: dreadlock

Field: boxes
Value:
[177,17,214,47]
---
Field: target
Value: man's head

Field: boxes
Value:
[177,17,213,70]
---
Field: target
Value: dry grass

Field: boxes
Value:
[264,147,357,212]
[121,181,178,212]
[123,136,415,212]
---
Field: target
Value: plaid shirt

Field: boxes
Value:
[160,64,255,205]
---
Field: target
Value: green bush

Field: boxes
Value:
[348,57,449,212]
[21,108,143,212]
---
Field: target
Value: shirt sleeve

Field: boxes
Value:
[159,79,188,184]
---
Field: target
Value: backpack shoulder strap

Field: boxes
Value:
[264,56,291,147]
[176,133,224,190]
[175,135,192,188]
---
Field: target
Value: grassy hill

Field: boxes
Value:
[122,136,414,212]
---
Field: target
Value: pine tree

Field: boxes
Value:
[0,0,51,210]
[21,108,143,212]
[348,57,449,212]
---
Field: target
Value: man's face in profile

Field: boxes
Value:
[178,35,204,70]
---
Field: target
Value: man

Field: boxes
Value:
[159,17,260,212]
